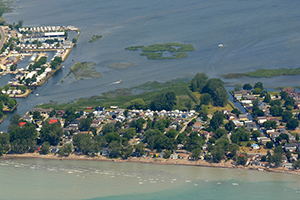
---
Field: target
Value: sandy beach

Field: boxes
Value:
[2,153,300,176]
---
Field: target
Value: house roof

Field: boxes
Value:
[19,122,26,126]
[49,119,58,124]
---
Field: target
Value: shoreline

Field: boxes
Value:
[2,153,300,175]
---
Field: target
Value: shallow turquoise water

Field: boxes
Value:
[1,159,300,200]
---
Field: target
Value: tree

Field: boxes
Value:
[231,108,241,117]
[211,145,225,163]
[230,128,250,143]
[266,141,273,149]
[236,153,248,165]
[9,123,38,153]
[163,150,171,159]
[263,121,277,130]
[135,142,145,156]
[105,132,120,143]
[128,99,146,110]
[190,73,208,92]
[40,142,50,155]
[284,97,295,108]
[254,82,263,90]
[122,146,133,159]
[0,132,10,153]
[191,148,201,160]
[59,143,73,156]
[286,118,299,130]
[202,78,228,106]
[73,134,92,154]
[79,118,92,131]
[33,111,42,121]
[210,111,224,130]
[49,109,56,117]
[253,88,262,94]
[225,120,235,132]
[72,38,77,43]
[243,83,252,90]
[270,106,283,116]
[18,20,23,27]
[40,122,63,146]
[214,128,227,139]
[270,99,282,106]
[251,130,261,140]
[9,114,21,125]
[282,111,293,122]
[150,92,176,111]
[200,93,211,105]
[271,153,283,167]
[102,123,114,135]
[109,141,121,158]
[263,93,271,103]
[280,91,288,101]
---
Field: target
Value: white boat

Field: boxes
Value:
[218,44,224,48]
[36,94,39,97]
[112,80,122,84]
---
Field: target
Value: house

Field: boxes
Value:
[245,121,257,131]
[22,114,33,123]
[170,153,178,159]
[227,113,237,120]
[251,143,260,150]
[284,163,293,169]
[258,137,271,145]
[234,90,251,98]
[284,143,298,152]
[258,101,267,111]
[246,95,257,101]
[269,132,280,141]
[257,117,267,125]
[56,110,65,117]
[281,87,295,94]
[33,107,54,115]
[241,100,252,105]
[239,114,249,121]
[49,118,59,124]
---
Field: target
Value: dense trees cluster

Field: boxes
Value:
[190,73,228,106]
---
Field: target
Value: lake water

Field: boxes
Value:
[1,158,300,200]
[1,0,300,129]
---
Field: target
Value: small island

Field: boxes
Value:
[88,35,102,43]
[68,62,102,79]
[125,42,195,60]
[108,62,137,69]
[223,67,300,79]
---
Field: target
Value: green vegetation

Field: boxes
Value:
[0,0,12,17]
[190,73,228,107]
[63,62,102,80]
[88,35,102,43]
[223,67,300,79]
[38,77,194,111]
[108,62,137,69]
[125,42,195,60]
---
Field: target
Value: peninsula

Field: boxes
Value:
[1,73,300,175]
